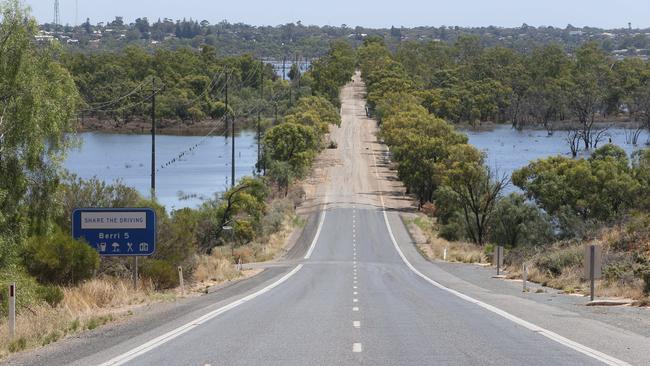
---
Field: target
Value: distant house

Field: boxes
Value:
[569,30,584,36]
[35,34,54,43]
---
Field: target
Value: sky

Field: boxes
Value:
[23,0,650,29]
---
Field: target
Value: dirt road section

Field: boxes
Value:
[299,72,415,214]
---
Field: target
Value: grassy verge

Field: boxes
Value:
[402,213,649,303]
[0,277,174,358]
[505,228,649,302]
[402,214,487,264]
[0,199,303,359]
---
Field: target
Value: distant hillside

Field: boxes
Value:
[39,17,650,59]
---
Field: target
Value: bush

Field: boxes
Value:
[533,245,582,277]
[439,221,464,242]
[139,259,179,290]
[642,271,650,295]
[23,231,100,285]
[37,285,64,307]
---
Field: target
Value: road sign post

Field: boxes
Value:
[133,257,139,290]
[584,244,602,301]
[72,208,156,257]
[8,283,15,339]
[495,246,504,275]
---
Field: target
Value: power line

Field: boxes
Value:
[155,120,227,174]
[82,77,153,110]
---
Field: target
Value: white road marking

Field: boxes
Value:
[370,146,632,366]
[353,321,361,328]
[353,298,358,303]
[354,291,358,295]
[353,307,359,311]
[353,286,357,289]
[354,280,358,284]
[304,210,327,259]
[97,264,304,366]
[353,343,363,353]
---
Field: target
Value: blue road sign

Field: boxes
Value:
[72,208,156,256]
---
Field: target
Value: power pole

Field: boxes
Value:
[257,59,263,174]
[226,72,235,188]
[151,77,157,198]
[297,53,301,89]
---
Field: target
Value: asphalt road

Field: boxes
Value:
[88,207,603,366]
[9,73,640,366]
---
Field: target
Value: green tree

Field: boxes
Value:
[288,63,300,81]
[22,230,100,285]
[0,0,79,265]
[513,145,639,222]
[489,193,553,248]
[263,122,318,177]
[567,42,612,149]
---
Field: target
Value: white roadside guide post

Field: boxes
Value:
[443,247,448,261]
[584,244,603,302]
[178,266,184,295]
[8,283,16,339]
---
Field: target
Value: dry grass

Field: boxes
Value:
[504,226,650,301]
[404,213,650,302]
[403,214,487,264]
[0,201,303,359]
[193,252,242,284]
[0,277,174,359]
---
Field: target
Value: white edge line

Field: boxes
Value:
[304,209,327,259]
[99,264,304,366]
[370,142,631,366]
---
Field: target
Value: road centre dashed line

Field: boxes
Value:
[353,343,363,353]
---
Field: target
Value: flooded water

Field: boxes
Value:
[63,126,649,209]
[268,60,311,80]
[466,125,649,190]
[64,132,258,210]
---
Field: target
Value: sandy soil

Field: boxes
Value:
[298,72,416,214]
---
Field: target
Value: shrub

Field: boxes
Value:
[533,245,582,277]
[37,285,64,307]
[642,271,650,295]
[8,337,27,353]
[23,231,100,285]
[139,259,179,290]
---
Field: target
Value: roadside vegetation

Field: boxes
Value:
[0,1,355,358]
[358,36,650,302]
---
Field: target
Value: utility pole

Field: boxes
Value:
[151,77,157,199]
[297,53,301,89]
[227,72,235,188]
[274,103,278,125]
[282,57,286,80]
[257,59,263,174]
